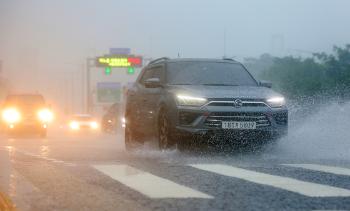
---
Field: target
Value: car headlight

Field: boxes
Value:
[2,108,21,123]
[266,97,285,108]
[121,117,126,128]
[90,121,99,129]
[38,109,54,122]
[69,121,80,130]
[176,95,207,107]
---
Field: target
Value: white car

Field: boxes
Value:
[68,114,99,132]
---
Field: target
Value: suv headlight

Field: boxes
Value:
[266,97,285,108]
[2,108,21,123]
[176,95,207,107]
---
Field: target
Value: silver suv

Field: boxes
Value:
[125,58,288,150]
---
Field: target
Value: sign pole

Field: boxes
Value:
[86,58,92,113]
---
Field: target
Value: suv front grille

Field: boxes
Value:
[24,114,37,121]
[206,99,267,107]
[204,112,270,128]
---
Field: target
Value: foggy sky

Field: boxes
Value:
[0,0,349,111]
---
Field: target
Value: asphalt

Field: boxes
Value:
[0,128,350,211]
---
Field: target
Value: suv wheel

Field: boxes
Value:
[158,110,175,150]
[125,122,141,151]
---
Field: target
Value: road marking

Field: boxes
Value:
[282,164,350,177]
[93,164,213,199]
[3,147,75,167]
[52,160,64,163]
[190,164,350,197]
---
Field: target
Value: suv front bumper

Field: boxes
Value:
[172,105,288,138]
[5,121,47,133]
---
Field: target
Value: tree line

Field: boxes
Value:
[244,44,350,100]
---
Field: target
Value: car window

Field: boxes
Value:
[139,66,163,85]
[151,66,163,80]
[139,69,153,84]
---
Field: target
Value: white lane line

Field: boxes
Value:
[44,158,58,162]
[52,160,64,163]
[282,164,350,177]
[190,164,350,197]
[93,164,213,199]
[5,147,75,167]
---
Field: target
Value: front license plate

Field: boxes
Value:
[222,121,256,130]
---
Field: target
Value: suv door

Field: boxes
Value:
[136,65,165,135]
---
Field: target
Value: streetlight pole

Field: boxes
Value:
[63,62,86,114]
[81,64,85,113]
[86,58,95,113]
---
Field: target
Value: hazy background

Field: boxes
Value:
[0,0,350,113]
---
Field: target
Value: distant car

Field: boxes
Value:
[101,103,119,133]
[1,94,53,137]
[124,58,288,150]
[68,114,99,132]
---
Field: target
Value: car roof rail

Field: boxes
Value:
[222,57,237,62]
[149,57,169,65]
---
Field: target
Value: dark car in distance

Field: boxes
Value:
[101,103,119,133]
[124,58,288,150]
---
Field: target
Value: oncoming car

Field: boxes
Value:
[101,103,119,133]
[1,94,53,137]
[124,58,288,150]
[68,114,100,132]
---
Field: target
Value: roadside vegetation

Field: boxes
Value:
[245,44,350,101]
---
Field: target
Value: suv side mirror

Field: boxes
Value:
[259,81,272,88]
[144,78,162,88]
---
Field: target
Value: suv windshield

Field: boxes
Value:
[167,62,257,86]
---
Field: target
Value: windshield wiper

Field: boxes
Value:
[200,83,239,86]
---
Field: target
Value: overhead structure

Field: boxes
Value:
[96,56,143,68]
[86,50,143,113]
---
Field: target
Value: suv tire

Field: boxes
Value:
[125,122,141,151]
[158,110,175,150]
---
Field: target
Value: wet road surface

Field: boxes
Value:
[1,129,350,211]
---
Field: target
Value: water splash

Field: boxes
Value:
[276,101,350,160]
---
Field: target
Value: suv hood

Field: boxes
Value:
[168,85,283,100]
